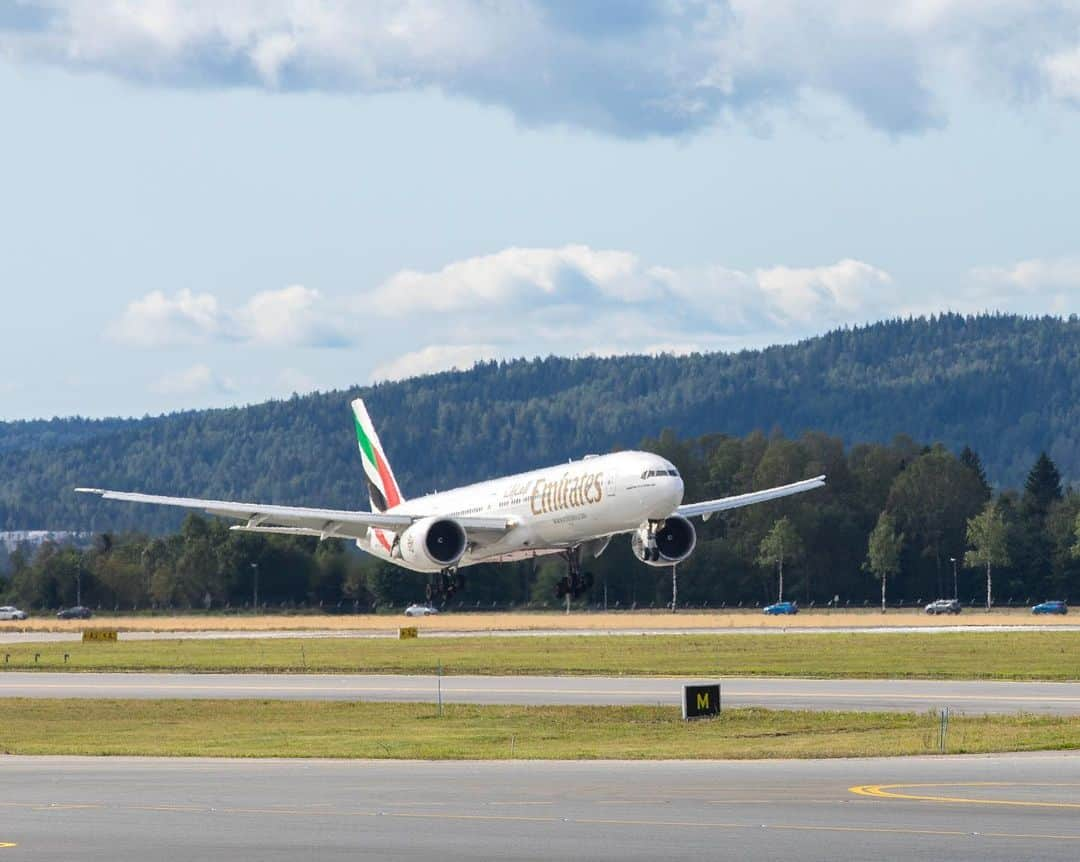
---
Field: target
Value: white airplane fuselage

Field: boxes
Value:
[360,450,683,572]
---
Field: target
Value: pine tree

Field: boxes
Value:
[1023,452,1063,516]
[1018,452,1063,590]
[959,445,991,500]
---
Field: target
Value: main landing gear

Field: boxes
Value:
[425,568,466,603]
[554,547,594,600]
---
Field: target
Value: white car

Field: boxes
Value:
[0,606,28,621]
[404,604,439,617]
[925,599,962,615]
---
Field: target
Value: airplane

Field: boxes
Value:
[78,398,826,602]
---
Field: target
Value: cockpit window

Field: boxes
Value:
[642,468,680,479]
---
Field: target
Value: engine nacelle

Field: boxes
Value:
[397,516,467,570]
[631,515,697,567]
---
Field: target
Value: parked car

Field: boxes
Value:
[56,606,92,620]
[925,599,961,615]
[0,605,28,621]
[1032,600,1068,615]
[404,604,439,617]
[763,601,798,615]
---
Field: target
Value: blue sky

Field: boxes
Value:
[2,1,1079,420]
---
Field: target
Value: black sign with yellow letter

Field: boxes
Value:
[682,683,721,720]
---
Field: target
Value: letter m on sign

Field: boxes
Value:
[683,684,721,720]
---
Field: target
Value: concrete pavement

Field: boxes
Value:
[5,671,1080,713]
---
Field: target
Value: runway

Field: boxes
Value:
[5,671,1080,714]
[2,753,1079,860]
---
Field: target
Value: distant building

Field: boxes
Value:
[0,531,90,551]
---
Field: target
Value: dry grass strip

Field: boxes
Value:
[5,608,1072,634]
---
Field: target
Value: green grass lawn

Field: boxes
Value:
[2,699,1078,759]
[2,631,1079,679]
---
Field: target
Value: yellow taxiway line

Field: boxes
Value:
[850,782,1080,809]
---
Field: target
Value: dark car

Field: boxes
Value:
[56,606,92,620]
[924,599,961,615]
[763,601,798,615]
[1032,600,1068,615]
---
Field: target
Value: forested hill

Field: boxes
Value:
[2,313,1078,533]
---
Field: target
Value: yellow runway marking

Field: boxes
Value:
[850,782,1080,809]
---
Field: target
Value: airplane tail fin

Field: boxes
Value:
[351,399,405,513]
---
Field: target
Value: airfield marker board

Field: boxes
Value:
[682,683,721,720]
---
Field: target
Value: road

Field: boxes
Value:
[5,671,1080,714]
[2,753,1079,860]
[3,622,1080,643]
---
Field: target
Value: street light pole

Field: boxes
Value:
[250,562,259,612]
[949,556,958,601]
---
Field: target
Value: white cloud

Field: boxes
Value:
[363,246,899,382]
[238,285,350,347]
[4,2,1080,136]
[369,244,892,332]
[150,364,236,396]
[753,259,895,326]
[113,285,348,348]
[371,344,498,383]
[111,288,221,347]
[1043,46,1080,104]
[968,256,1080,314]
[110,246,1080,391]
[370,245,652,313]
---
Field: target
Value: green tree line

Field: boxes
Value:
[4,431,1078,612]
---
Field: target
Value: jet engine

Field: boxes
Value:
[631,515,697,567]
[398,516,468,570]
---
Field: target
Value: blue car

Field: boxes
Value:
[764,601,799,615]
[1032,600,1068,615]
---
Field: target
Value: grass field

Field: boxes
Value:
[4,608,1072,634]
[3,631,1079,679]
[3,699,1078,759]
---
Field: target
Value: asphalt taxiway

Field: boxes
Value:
[5,671,1080,714]
[2,753,1079,861]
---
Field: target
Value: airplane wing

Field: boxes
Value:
[676,475,826,521]
[74,488,511,541]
